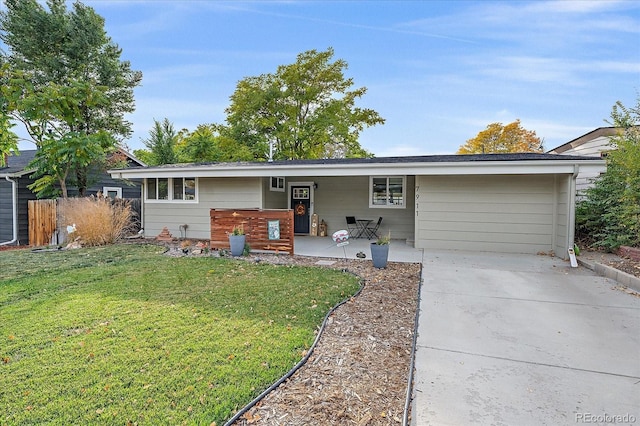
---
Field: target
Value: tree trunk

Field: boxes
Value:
[76,166,87,197]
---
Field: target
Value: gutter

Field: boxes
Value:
[108,157,607,180]
[0,175,19,246]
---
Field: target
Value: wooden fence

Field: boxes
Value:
[28,199,57,247]
[27,198,142,247]
[210,208,294,254]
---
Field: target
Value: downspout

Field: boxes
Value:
[0,175,18,246]
[140,179,145,234]
[567,165,579,258]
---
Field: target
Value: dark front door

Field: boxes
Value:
[291,185,311,234]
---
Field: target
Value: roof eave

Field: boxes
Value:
[109,158,607,179]
[0,168,35,178]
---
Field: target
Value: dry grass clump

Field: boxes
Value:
[59,196,134,246]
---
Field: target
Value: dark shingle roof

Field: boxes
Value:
[1,148,145,176]
[126,152,601,171]
[0,150,37,175]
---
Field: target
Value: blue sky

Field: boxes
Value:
[8,0,640,156]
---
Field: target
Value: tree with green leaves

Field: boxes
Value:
[140,118,179,166]
[457,120,543,154]
[0,60,19,165]
[225,48,384,160]
[175,124,254,163]
[0,113,19,166]
[28,130,113,198]
[0,0,141,196]
[576,97,640,250]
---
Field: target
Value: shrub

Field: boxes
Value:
[59,196,134,246]
[576,162,639,250]
[576,97,640,251]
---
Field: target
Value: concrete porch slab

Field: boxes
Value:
[294,236,424,263]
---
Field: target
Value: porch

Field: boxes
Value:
[264,175,416,242]
[292,236,424,263]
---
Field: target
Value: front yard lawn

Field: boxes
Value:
[0,244,360,425]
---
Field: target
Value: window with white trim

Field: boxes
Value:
[103,186,122,199]
[369,176,406,208]
[146,178,197,202]
[173,177,196,200]
[270,176,285,192]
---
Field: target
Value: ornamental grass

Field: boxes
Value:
[59,196,135,246]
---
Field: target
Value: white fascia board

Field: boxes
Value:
[108,158,606,179]
[0,168,36,178]
[409,160,607,176]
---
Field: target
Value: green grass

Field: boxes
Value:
[0,244,360,425]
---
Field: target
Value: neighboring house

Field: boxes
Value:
[109,153,605,259]
[547,127,619,194]
[0,149,144,246]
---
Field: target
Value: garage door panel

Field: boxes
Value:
[418,239,553,253]
[418,220,552,235]
[417,229,553,245]
[420,192,553,204]
[424,202,553,215]
[416,175,558,255]
[422,175,553,192]
[420,211,553,225]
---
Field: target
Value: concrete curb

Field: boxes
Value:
[577,258,640,293]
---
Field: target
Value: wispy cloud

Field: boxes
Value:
[100,2,192,40]
[141,64,226,85]
[479,56,582,84]
[403,0,640,48]
[591,61,640,73]
[524,0,629,14]
[128,97,226,142]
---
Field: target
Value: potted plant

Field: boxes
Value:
[228,224,246,256]
[370,231,390,268]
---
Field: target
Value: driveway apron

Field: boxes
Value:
[412,251,640,426]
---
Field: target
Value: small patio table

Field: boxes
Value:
[356,219,372,238]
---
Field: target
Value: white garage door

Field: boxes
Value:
[415,174,569,255]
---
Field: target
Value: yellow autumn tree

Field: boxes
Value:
[457,120,543,154]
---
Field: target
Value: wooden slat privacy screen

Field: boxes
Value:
[28,199,57,247]
[210,208,294,254]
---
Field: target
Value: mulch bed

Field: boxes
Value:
[226,254,422,426]
[605,256,640,279]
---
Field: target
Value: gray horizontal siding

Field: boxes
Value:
[258,175,416,240]
[557,136,613,157]
[0,176,38,245]
[303,176,415,241]
[143,177,262,240]
[0,180,13,243]
[416,175,557,254]
[67,177,142,199]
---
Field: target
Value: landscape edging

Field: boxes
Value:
[577,257,640,293]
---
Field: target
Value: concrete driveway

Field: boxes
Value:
[412,251,640,426]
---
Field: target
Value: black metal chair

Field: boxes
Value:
[365,217,383,239]
[345,216,359,238]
